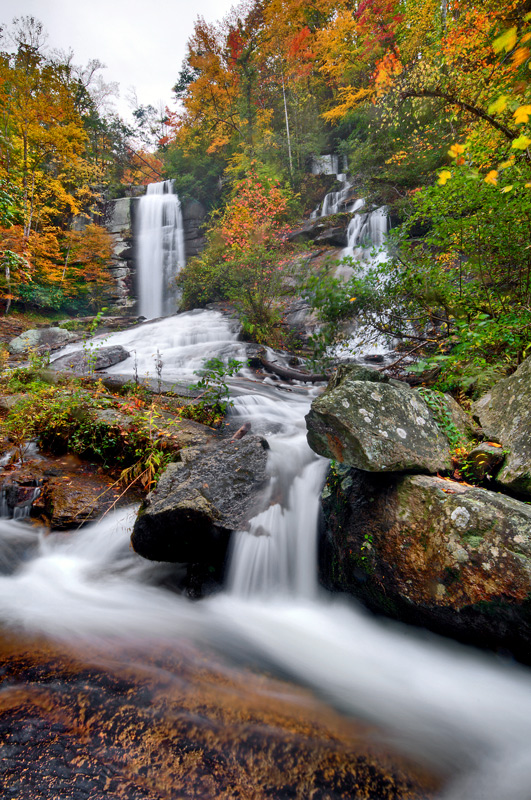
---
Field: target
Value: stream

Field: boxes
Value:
[1,309,531,798]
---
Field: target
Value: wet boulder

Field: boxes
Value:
[132,435,270,568]
[39,473,117,529]
[320,467,531,662]
[8,327,77,355]
[49,345,130,373]
[472,356,531,497]
[287,214,350,246]
[306,368,473,474]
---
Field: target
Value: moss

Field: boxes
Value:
[461,533,484,548]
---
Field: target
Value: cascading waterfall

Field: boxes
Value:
[311,174,359,218]
[136,180,186,319]
[331,202,392,359]
[3,310,531,799]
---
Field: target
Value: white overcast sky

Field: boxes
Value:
[0,0,236,119]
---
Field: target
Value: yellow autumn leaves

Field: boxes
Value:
[439,94,531,189]
[514,105,531,124]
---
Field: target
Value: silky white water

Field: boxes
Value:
[136,180,186,319]
[3,310,531,799]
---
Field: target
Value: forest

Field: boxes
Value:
[1,1,531,396]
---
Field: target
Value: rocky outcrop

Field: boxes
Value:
[49,345,130,374]
[320,466,531,662]
[306,366,474,474]
[306,361,531,660]
[288,214,350,246]
[472,356,531,497]
[8,327,78,355]
[182,198,207,259]
[132,436,270,587]
[103,195,206,312]
[105,197,138,312]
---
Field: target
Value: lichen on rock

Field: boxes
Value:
[305,367,471,474]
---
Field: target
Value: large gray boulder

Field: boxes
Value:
[306,367,473,474]
[320,467,531,661]
[472,356,531,496]
[8,327,77,355]
[132,435,270,565]
[50,345,130,373]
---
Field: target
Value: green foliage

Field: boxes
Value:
[178,233,238,308]
[186,357,244,425]
[417,387,467,450]
[357,161,531,394]
[163,143,226,212]
[0,384,170,489]
[300,258,379,366]
[339,104,453,204]
[179,165,297,345]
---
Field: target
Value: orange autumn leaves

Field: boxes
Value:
[219,168,290,258]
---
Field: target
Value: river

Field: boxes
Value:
[1,310,531,799]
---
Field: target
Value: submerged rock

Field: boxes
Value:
[472,356,531,497]
[306,369,474,474]
[132,435,270,573]
[320,466,531,661]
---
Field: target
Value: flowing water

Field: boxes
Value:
[2,310,531,798]
[136,181,186,319]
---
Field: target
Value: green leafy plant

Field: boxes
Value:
[187,357,245,423]
[80,307,108,374]
[417,387,467,451]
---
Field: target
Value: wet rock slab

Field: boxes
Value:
[132,435,270,564]
[0,635,439,800]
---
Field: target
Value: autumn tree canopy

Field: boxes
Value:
[0,16,141,313]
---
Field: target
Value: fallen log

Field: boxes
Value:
[260,356,328,384]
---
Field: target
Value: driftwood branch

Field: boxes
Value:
[260,356,328,383]
[377,340,429,373]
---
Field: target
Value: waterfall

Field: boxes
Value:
[227,398,328,599]
[136,180,186,319]
[311,175,359,218]
[341,203,389,270]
